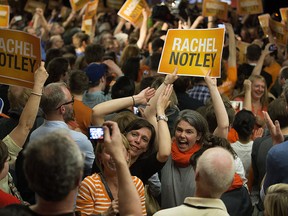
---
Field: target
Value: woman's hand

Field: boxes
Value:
[243,79,251,92]
[103,199,119,216]
[157,84,173,115]
[134,87,156,106]
[164,67,178,85]
[204,69,217,88]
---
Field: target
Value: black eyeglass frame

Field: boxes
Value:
[55,98,74,110]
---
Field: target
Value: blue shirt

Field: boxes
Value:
[30,120,95,176]
[186,85,210,105]
[264,141,288,192]
[83,91,111,108]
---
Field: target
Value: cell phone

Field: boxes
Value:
[218,24,225,28]
[269,44,277,52]
[14,15,22,22]
[88,127,104,140]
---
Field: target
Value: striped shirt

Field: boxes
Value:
[76,173,146,215]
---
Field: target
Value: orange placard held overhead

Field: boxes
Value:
[0,5,9,28]
[237,0,263,15]
[0,29,41,89]
[117,0,151,28]
[269,18,288,46]
[24,0,46,14]
[236,40,250,65]
[280,7,288,30]
[48,0,61,10]
[202,0,228,21]
[258,14,270,36]
[280,8,288,23]
[158,28,225,77]
[81,15,93,35]
[70,0,90,12]
[84,0,99,19]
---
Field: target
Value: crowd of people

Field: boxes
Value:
[0,0,288,215]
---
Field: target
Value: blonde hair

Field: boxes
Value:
[119,44,140,67]
[264,183,288,216]
[233,74,268,107]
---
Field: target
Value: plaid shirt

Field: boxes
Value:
[186,84,210,105]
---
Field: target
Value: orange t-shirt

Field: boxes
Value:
[73,99,92,136]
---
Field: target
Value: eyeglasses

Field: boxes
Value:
[55,98,74,110]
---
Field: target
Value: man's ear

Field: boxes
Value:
[60,105,65,115]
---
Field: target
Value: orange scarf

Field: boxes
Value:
[171,140,201,167]
[227,173,243,191]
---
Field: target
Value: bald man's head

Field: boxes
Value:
[195,147,235,198]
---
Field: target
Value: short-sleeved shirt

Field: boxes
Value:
[76,173,146,215]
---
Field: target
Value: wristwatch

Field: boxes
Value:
[156,115,168,122]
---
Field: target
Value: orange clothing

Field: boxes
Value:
[76,173,147,216]
[264,61,281,90]
[218,66,237,99]
[73,99,92,136]
[228,128,238,143]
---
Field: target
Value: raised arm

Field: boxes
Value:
[155,84,173,162]
[204,70,229,138]
[263,111,284,145]
[103,121,142,216]
[9,62,48,147]
[243,79,252,111]
[252,43,272,76]
[143,68,178,121]
[114,17,126,35]
[91,87,155,126]
[225,23,237,68]
[136,9,148,49]
[190,15,204,29]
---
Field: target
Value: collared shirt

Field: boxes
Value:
[30,120,95,176]
[154,197,229,216]
[186,85,210,105]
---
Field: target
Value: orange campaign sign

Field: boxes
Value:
[158,28,225,77]
[81,15,93,35]
[84,0,99,19]
[202,0,228,21]
[70,0,90,12]
[236,40,250,65]
[0,5,9,28]
[0,29,41,89]
[24,0,46,14]
[269,18,288,46]
[237,0,263,15]
[258,14,270,36]
[117,0,151,28]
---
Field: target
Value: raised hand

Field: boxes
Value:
[34,61,48,86]
[164,67,178,85]
[263,111,284,145]
[157,84,173,115]
[204,69,217,87]
[134,87,156,106]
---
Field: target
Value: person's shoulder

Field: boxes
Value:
[0,204,36,216]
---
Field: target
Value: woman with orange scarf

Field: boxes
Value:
[160,72,231,208]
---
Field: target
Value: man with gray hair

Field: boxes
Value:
[30,82,94,177]
[154,147,235,216]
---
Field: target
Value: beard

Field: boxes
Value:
[63,107,75,122]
